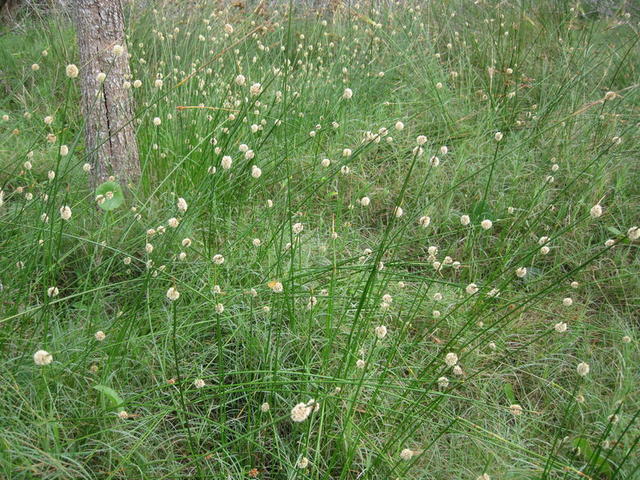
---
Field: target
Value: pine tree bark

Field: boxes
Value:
[74,0,139,189]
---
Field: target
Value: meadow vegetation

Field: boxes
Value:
[0,1,639,478]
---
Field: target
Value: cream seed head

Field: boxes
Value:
[290,402,312,422]
[292,222,304,234]
[554,322,567,333]
[590,204,603,218]
[342,87,353,99]
[297,457,309,469]
[395,121,404,131]
[509,404,523,416]
[212,254,225,265]
[562,297,573,307]
[460,214,471,226]
[96,72,106,83]
[356,358,366,369]
[95,330,106,341]
[577,362,590,377]
[260,402,270,412]
[416,135,427,145]
[59,205,73,221]
[251,165,262,178]
[250,83,262,95]
[360,196,370,206]
[445,352,458,367]
[466,283,478,295]
[33,349,53,366]
[66,64,79,78]
[221,156,233,169]
[166,286,180,301]
[321,158,331,167]
[419,215,431,227]
[494,131,503,142]
[627,226,640,241]
[374,325,388,339]
[437,376,449,388]
[516,267,527,278]
[394,206,404,218]
[400,448,414,460]
[481,219,493,229]
[194,378,205,388]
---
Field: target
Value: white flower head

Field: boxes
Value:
[59,205,72,221]
[577,362,590,377]
[166,286,180,301]
[33,350,53,366]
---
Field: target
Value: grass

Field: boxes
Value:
[0,1,639,478]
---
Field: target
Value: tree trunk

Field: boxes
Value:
[74,0,139,189]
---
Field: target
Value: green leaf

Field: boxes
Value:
[93,384,125,412]
[503,383,517,404]
[95,181,124,211]
[606,226,622,236]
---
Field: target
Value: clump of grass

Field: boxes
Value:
[0,1,638,479]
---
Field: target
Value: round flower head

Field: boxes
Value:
[590,204,603,218]
[460,214,471,226]
[466,283,478,295]
[66,64,79,78]
[290,402,312,422]
[95,330,106,341]
[260,402,270,412]
[356,358,366,369]
[212,254,225,265]
[321,158,331,167]
[400,448,414,460]
[292,223,304,234]
[395,121,404,131]
[59,205,72,221]
[562,297,573,307]
[437,376,449,388]
[249,83,262,96]
[360,196,370,207]
[235,74,245,86]
[394,206,404,218]
[297,457,309,469]
[221,156,233,170]
[416,135,427,145]
[445,352,458,367]
[576,362,590,377]
[481,219,493,230]
[251,165,262,178]
[516,267,527,278]
[153,117,161,126]
[342,87,353,99]
[627,226,640,241]
[33,349,53,366]
[419,215,431,227]
[554,322,567,333]
[375,325,387,339]
[494,131,503,142]
[509,404,523,416]
[47,286,59,297]
[194,378,205,388]
[166,286,180,301]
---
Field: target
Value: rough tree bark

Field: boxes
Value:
[74,0,139,189]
